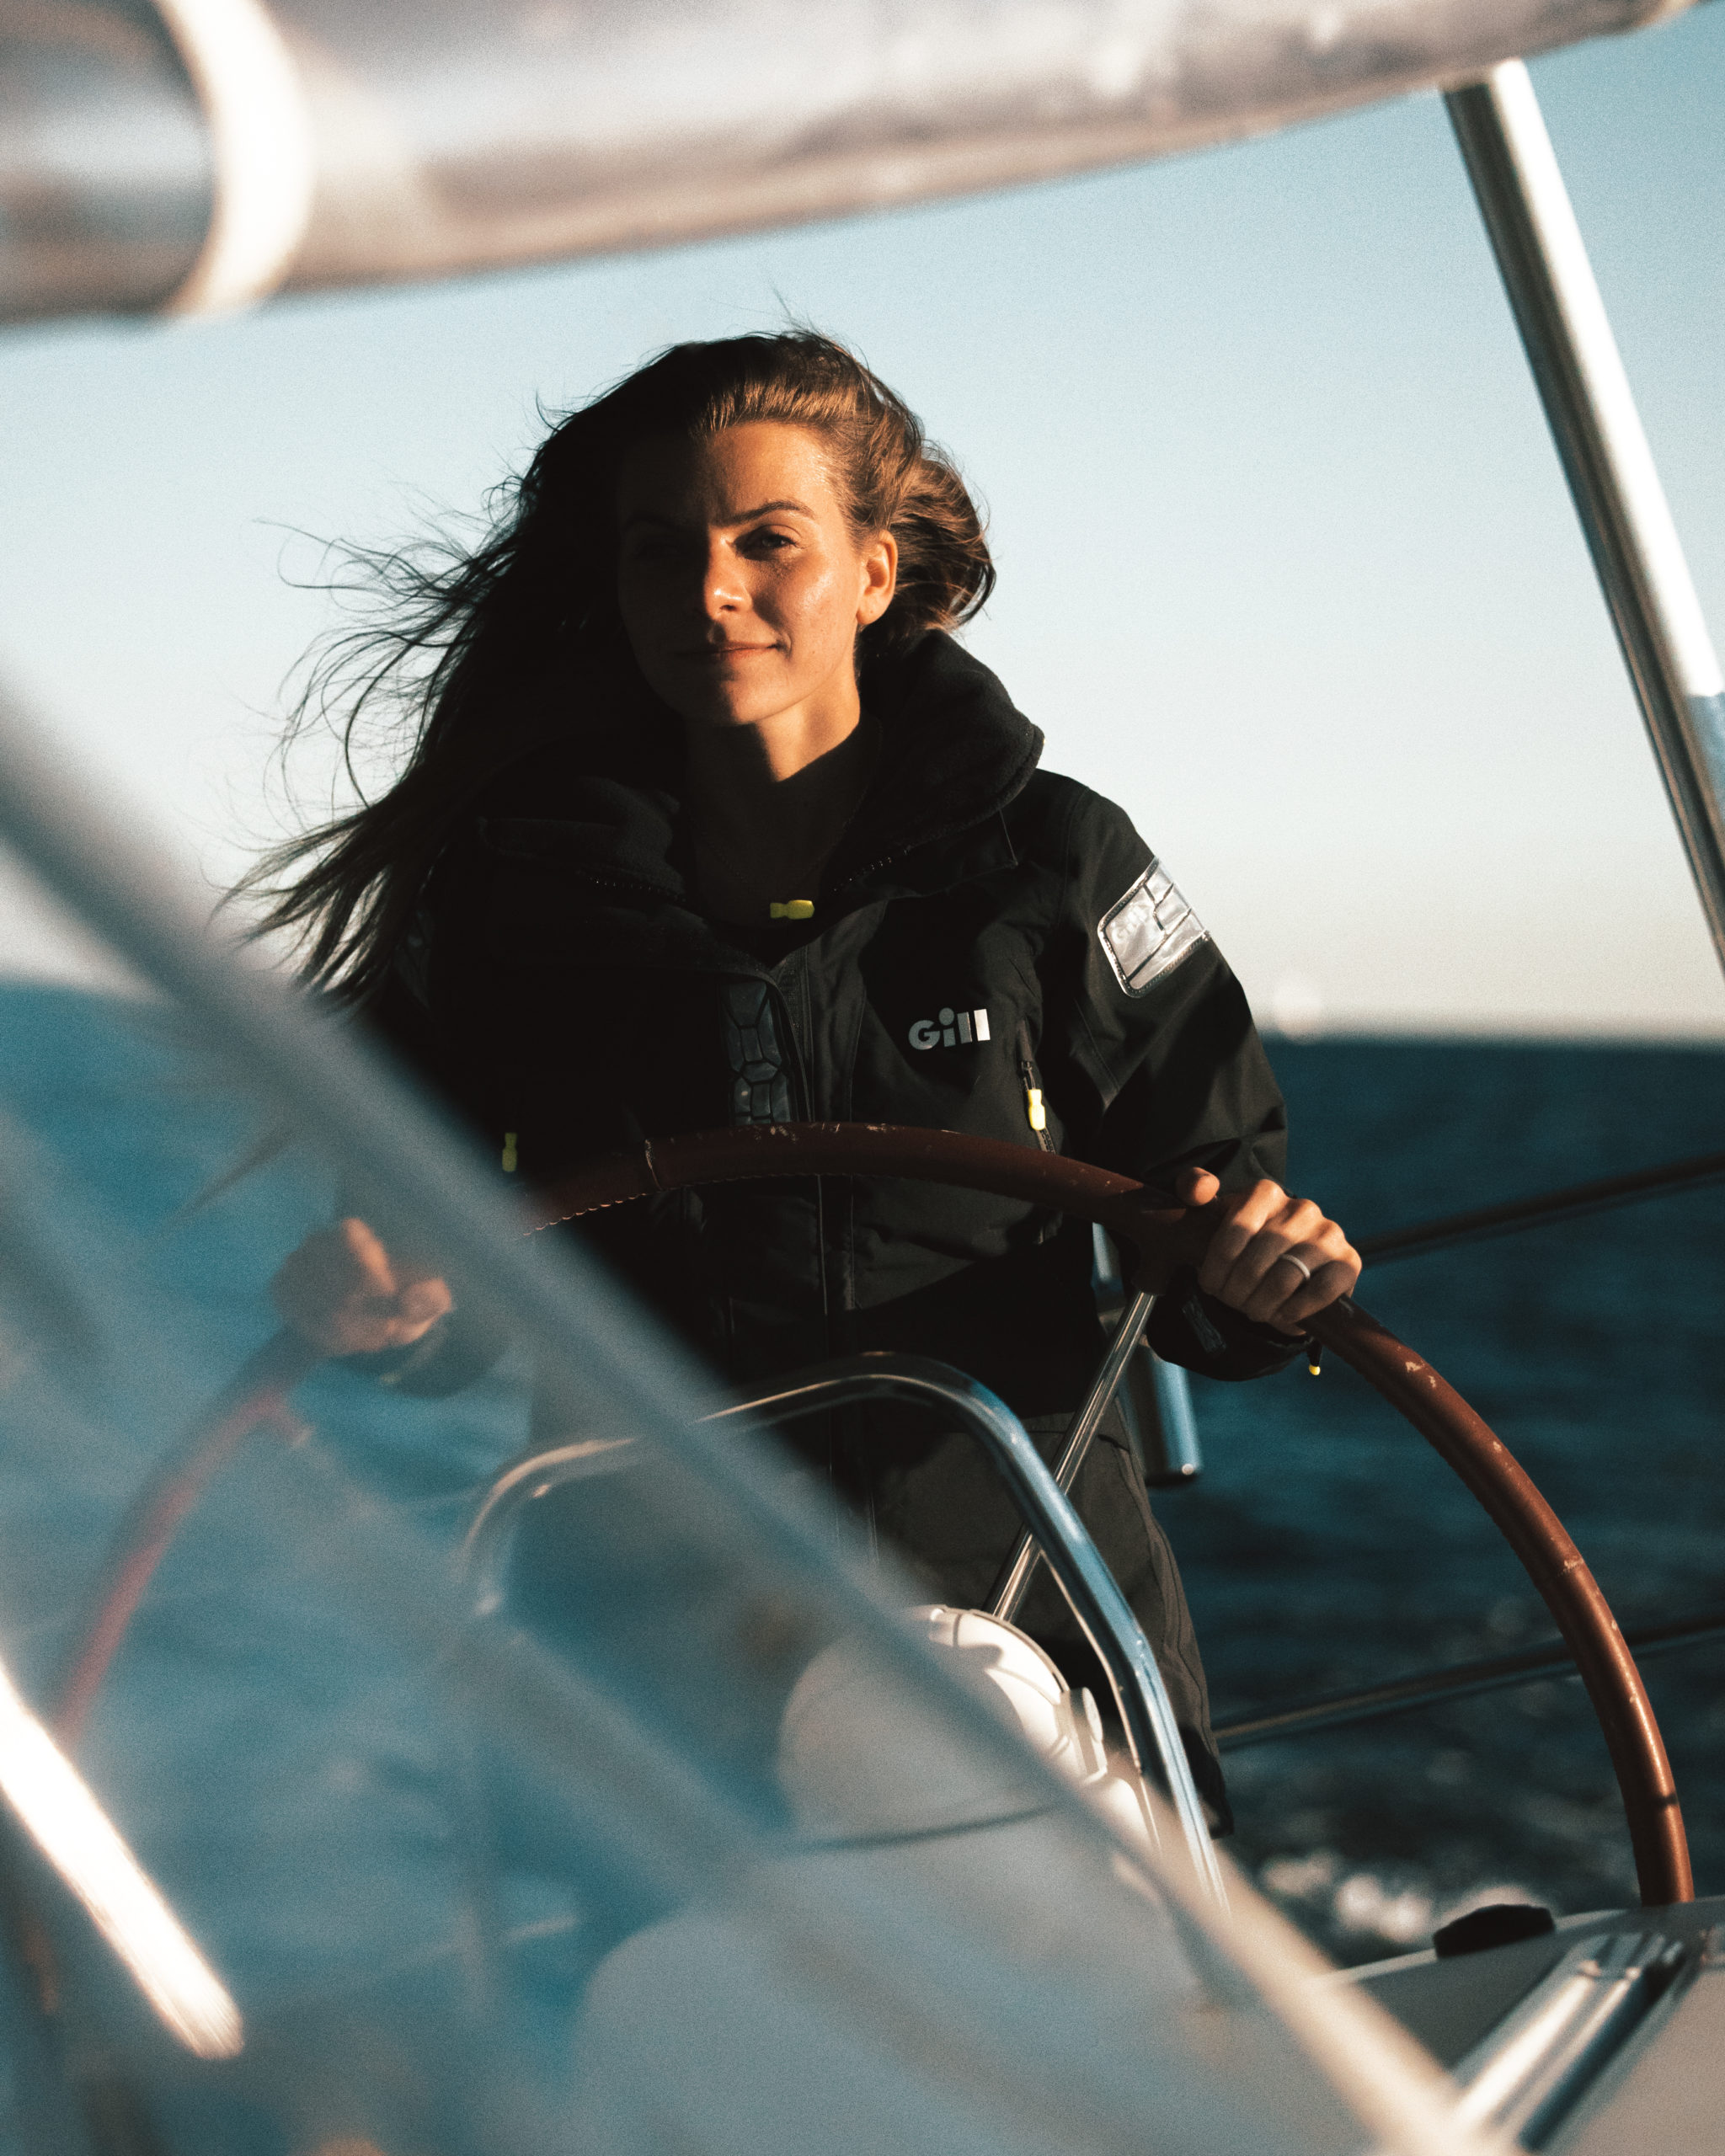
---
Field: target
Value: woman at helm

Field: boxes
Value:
[260,332,1360,1822]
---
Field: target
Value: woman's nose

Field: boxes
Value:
[700,538,747,616]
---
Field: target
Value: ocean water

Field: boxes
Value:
[1178,1036,1725,1960]
[0,986,1720,1981]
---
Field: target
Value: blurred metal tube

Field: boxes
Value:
[1447,63,1725,969]
[701,1352,1228,1903]
[3,0,1696,326]
[155,0,316,314]
[0,0,211,320]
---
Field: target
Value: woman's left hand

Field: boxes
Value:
[1172,1167,1359,1336]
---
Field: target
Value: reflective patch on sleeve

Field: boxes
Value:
[1098,857,1209,997]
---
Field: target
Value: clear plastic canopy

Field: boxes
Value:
[0,686,1483,2156]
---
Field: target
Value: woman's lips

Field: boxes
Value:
[680,643,778,659]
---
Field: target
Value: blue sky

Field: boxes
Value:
[2,7,1722,1033]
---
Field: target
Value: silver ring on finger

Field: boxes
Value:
[1276,1252,1313,1285]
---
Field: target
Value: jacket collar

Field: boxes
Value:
[826,632,1043,894]
[475,630,1044,905]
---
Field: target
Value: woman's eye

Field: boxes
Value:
[741,528,796,556]
[626,534,688,568]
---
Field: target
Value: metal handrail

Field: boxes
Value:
[1355,1147,1725,1270]
[462,1435,639,1620]
[462,1350,1226,1904]
[1215,1608,1725,1753]
[1453,1929,1690,2147]
[711,1355,1226,1903]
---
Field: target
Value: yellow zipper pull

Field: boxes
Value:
[1025,1086,1047,1134]
[501,1132,519,1174]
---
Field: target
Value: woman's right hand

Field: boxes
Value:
[270,1218,454,1354]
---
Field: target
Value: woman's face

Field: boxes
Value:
[615,421,897,737]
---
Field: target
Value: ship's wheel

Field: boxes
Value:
[58,1119,1690,1910]
[533,1119,1693,1910]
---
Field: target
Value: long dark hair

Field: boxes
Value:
[241,331,996,1001]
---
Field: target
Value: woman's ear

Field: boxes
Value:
[857,531,898,627]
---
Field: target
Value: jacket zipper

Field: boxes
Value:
[768,967,810,1122]
[759,961,848,1511]
[1015,1020,1055,1153]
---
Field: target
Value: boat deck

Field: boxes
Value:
[1349,1891,1725,2150]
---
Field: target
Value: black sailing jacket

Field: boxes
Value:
[372,629,1303,1414]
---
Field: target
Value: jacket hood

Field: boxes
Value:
[476,631,1044,902]
[827,631,1044,889]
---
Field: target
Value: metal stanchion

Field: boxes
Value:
[1447,61,1725,967]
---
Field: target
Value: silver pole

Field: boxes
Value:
[1445,62,1725,968]
[988,1289,1156,1626]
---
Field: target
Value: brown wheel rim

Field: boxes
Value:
[537,1119,1693,1909]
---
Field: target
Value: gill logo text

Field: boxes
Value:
[908,1007,991,1050]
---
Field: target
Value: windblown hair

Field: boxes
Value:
[241,331,995,1001]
